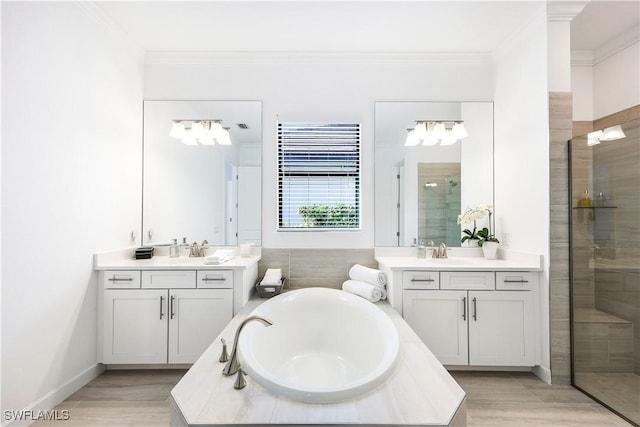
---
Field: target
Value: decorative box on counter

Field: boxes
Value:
[135,246,154,259]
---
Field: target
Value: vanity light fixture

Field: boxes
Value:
[404,120,468,146]
[587,125,625,146]
[169,120,232,146]
[600,125,626,141]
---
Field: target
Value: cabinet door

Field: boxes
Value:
[103,289,168,364]
[168,289,233,364]
[403,290,468,365]
[468,290,534,366]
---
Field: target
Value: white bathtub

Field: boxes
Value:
[238,287,400,403]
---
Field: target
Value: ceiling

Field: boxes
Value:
[95,1,543,53]
[95,1,638,55]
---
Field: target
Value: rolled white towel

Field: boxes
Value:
[343,280,387,301]
[349,264,387,287]
[261,268,282,286]
[342,280,383,303]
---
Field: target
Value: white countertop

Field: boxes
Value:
[375,247,543,271]
[94,247,261,270]
[170,296,467,426]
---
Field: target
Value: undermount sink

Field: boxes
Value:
[237,287,400,403]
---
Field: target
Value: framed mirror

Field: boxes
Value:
[143,100,262,246]
[375,102,494,247]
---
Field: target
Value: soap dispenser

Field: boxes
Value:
[580,190,592,207]
[170,238,179,258]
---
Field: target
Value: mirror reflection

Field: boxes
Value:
[143,100,262,246]
[375,102,494,247]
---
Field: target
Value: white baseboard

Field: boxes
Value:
[532,365,552,384]
[3,364,105,427]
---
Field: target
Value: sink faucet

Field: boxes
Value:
[433,242,448,259]
[222,315,273,376]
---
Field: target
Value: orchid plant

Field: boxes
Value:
[456,203,499,246]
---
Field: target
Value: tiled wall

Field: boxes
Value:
[549,92,573,385]
[595,268,639,374]
[258,248,377,290]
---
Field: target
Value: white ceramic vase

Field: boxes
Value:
[482,241,499,259]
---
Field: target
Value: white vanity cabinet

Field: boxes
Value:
[100,270,232,365]
[401,270,537,367]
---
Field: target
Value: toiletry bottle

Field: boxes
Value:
[170,238,179,258]
[580,190,591,207]
[417,240,427,258]
[596,192,606,207]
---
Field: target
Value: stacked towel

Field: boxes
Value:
[204,250,235,265]
[261,268,282,286]
[342,280,386,303]
[348,264,387,287]
[342,264,388,303]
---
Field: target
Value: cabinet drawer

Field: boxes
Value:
[441,271,495,290]
[102,270,141,289]
[496,272,535,290]
[402,271,439,289]
[197,270,233,289]
[142,271,196,289]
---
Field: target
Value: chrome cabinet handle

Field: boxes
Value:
[170,296,175,319]
[202,277,226,281]
[410,278,435,282]
[472,297,477,321]
[503,279,529,283]
[462,296,466,321]
[160,295,165,320]
[108,277,133,282]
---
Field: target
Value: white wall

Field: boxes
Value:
[572,40,640,121]
[1,2,143,421]
[492,6,550,376]
[144,56,493,248]
[593,42,640,119]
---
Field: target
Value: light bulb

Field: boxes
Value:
[440,130,457,146]
[414,122,428,140]
[433,123,447,140]
[191,121,205,139]
[600,125,625,141]
[217,128,232,145]
[170,121,186,139]
[209,121,223,138]
[181,130,198,146]
[451,122,468,139]
[404,129,419,146]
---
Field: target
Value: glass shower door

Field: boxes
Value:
[569,118,640,426]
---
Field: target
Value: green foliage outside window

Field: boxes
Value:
[297,203,357,228]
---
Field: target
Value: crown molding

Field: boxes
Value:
[571,50,594,67]
[571,25,640,67]
[144,51,493,66]
[547,1,589,22]
[593,24,639,65]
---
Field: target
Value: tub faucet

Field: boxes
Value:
[222,315,273,376]
[433,242,448,259]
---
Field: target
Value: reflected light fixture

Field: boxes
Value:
[600,125,626,141]
[169,119,232,146]
[587,125,626,146]
[404,120,468,146]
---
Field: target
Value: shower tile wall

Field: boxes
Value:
[417,163,461,246]
[592,121,640,374]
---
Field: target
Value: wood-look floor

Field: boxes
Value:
[31,370,633,427]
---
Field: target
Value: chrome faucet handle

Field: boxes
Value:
[219,338,229,363]
[234,366,247,390]
[223,315,273,376]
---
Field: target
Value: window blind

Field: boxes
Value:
[278,123,360,229]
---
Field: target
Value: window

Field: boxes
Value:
[278,122,360,230]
